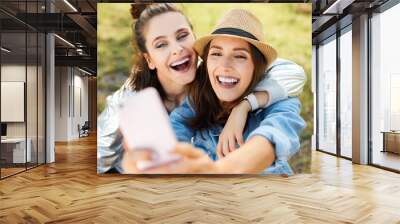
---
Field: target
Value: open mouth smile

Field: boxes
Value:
[216,75,240,88]
[169,56,192,73]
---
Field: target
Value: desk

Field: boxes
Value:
[1,138,31,163]
[381,131,400,155]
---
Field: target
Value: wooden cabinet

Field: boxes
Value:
[382,132,400,154]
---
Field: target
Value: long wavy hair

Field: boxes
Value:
[124,3,192,101]
[187,42,268,130]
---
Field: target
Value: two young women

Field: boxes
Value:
[97,4,306,174]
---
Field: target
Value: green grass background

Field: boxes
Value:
[98,3,312,173]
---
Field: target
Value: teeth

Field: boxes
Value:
[218,76,238,83]
[171,57,189,67]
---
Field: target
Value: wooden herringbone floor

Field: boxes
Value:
[1,134,400,223]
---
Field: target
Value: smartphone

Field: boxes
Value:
[119,87,181,170]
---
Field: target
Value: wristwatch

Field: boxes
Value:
[244,93,259,111]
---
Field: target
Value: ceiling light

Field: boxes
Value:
[78,67,93,76]
[54,34,75,48]
[63,0,78,12]
[1,47,11,53]
[76,48,86,55]
[323,0,355,15]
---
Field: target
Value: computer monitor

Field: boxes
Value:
[1,123,7,137]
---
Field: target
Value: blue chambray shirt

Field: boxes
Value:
[170,97,306,175]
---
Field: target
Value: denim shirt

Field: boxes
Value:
[170,97,306,175]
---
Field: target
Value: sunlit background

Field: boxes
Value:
[97,3,312,173]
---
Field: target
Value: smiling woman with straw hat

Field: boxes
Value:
[169,9,305,174]
[170,9,306,174]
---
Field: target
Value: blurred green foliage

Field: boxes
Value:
[98,3,313,172]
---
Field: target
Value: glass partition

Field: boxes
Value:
[0,0,46,179]
[1,27,28,178]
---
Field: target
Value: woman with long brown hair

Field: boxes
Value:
[171,9,305,174]
[98,4,306,174]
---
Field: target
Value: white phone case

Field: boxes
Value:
[119,87,180,170]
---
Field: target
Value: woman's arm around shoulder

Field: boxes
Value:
[253,58,307,107]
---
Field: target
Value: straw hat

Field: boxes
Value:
[193,9,277,68]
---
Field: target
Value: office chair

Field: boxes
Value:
[79,121,90,138]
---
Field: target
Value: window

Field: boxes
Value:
[339,27,352,158]
[371,2,400,171]
[317,36,337,154]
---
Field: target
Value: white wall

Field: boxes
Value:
[1,65,30,138]
[54,67,89,141]
[55,66,69,141]
[1,69,25,123]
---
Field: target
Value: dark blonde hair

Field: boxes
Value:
[125,3,192,100]
[187,42,267,130]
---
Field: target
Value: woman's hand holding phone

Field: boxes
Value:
[119,87,181,171]
[122,142,219,174]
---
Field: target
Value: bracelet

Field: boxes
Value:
[244,93,259,111]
